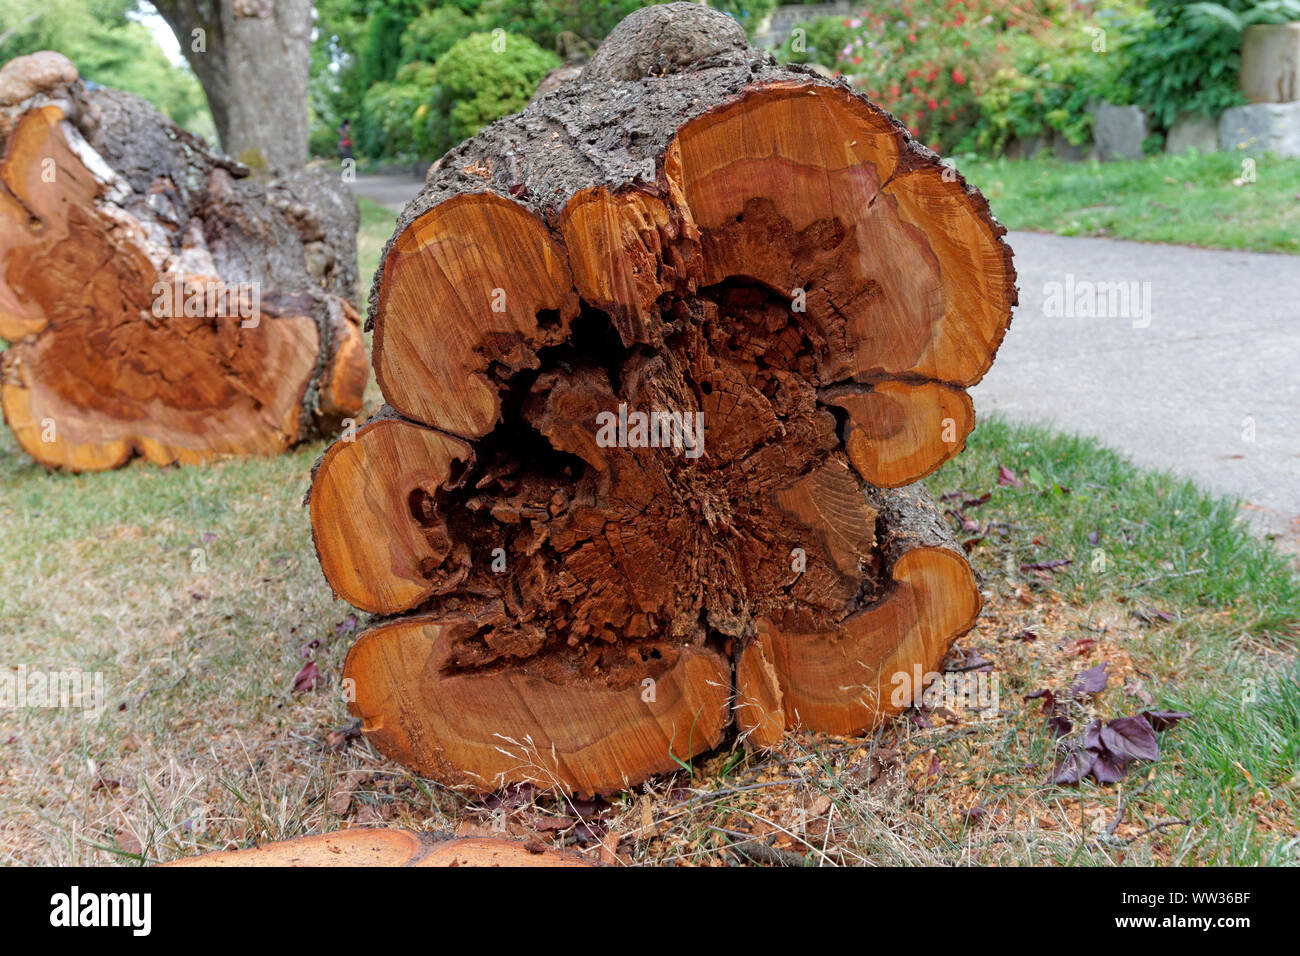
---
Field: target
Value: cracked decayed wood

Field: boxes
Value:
[0,51,366,470]
[308,3,1014,796]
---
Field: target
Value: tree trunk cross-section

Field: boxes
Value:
[164,829,592,867]
[0,52,366,471]
[308,4,1016,797]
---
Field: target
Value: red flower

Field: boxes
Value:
[926,98,938,110]
[951,68,967,85]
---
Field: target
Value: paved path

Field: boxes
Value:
[351,172,425,212]
[976,232,1299,540]
[351,176,1300,540]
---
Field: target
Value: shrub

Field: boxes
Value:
[779,1,1139,155]
[977,2,1140,154]
[1120,1,1300,129]
[400,7,479,66]
[834,0,1035,152]
[356,62,438,160]
[775,15,856,69]
[428,32,560,153]
[481,0,654,52]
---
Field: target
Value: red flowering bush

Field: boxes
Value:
[783,1,1126,154]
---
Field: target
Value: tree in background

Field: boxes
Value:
[0,0,212,137]
[152,0,313,172]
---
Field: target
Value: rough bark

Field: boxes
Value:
[153,0,311,173]
[309,4,1015,797]
[0,51,365,470]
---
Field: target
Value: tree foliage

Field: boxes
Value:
[310,1,778,161]
[0,0,211,136]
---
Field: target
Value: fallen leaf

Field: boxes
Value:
[292,661,319,694]
[326,719,363,752]
[997,465,1024,488]
[1048,714,1073,737]
[1143,709,1192,731]
[1071,662,1110,697]
[328,789,353,815]
[115,826,143,857]
[1052,749,1093,785]
[1101,715,1160,762]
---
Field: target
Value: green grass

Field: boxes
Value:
[931,419,1300,630]
[356,195,396,290]
[960,151,1300,254]
[926,421,1300,864]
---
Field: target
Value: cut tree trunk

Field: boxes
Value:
[308,4,1015,797]
[164,830,592,867]
[0,52,366,471]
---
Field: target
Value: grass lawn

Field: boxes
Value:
[356,195,395,285]
[960,151,1300,254]
[1,197,1296,866]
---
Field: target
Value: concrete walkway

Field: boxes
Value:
[351,175,1299,540]
[976,232,1299,540]
[351,172,425,212]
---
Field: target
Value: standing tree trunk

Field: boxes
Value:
[308,4,1016,797]
[153,0,311,173]
[0,51,365,469]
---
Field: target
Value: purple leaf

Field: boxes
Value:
[292,661,318,694]
[1101,716,1160,762]
[1051,749,1094,785]
[1088,749,1130,784]
[997,466,1024,488]
[1071,662,1110,697]
[1087,530,1100,546]
[1025,688,1057,714]
[1083,718,1105,753]
[1048,714,1073,737]
[1143,709,1192,732]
